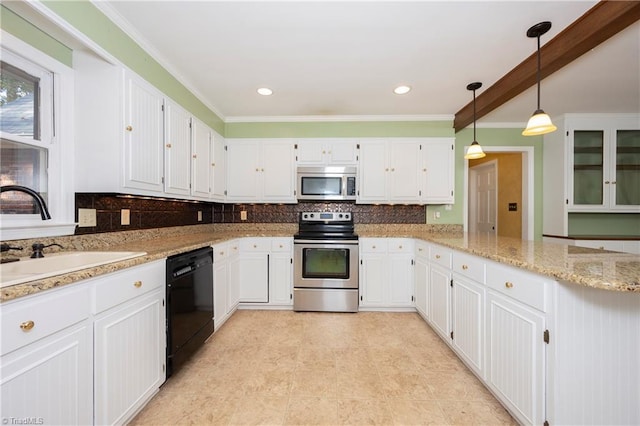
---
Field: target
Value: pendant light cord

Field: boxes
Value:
[473,88,477,141]
[536,34,541,111]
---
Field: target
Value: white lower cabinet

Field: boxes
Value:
[92,260,166,426]
[0,286,93,425]
[238,238,270,303]
[485,290,545,426]
[413,241,430,320]
[428,264,451,340]
[268,238,294,306]
[359,238,414,308]
[213,240,240,330]
[451,275,485,377]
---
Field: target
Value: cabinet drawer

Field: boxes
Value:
[415,241,429,259]
[239,238,270,252]
[271,238,292,252]
[212,243,229,261]
[486,262,547,311]
[429,245,452,268]
[1,286,90,355]
[93,260,165,314]
[387,238,413,253]
[452,251,485,283]
[360,238,388,253]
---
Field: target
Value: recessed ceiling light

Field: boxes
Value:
[394,85,411,95]
[257,87,273,96]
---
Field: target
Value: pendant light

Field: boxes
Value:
[522,21,557,136]
[464,82,486,160]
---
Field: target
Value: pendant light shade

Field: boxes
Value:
[523,21,557,136]
[464,82,486,160]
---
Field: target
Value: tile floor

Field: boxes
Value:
[131,310,516,425]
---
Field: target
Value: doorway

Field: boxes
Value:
[463,146,534,240]
[469,160,497,235]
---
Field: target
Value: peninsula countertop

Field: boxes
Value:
[1,224,639,303]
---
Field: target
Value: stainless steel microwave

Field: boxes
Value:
[297,166,357,201]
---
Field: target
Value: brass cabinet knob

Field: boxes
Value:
[385,168,389,172]
[372,245,376,249]
[134,281,142,288]
[166,143,172,148]
[605,181,610,184]
[253,244,257,248]
[391,168,395,172]
[20,320,35,332]
[212,163,216,167]
[126,125,133,131]
[279,244,283,248]
[322,150,326,154]
[462,265,469,270]
[505,282,514,289]
[418,248,423,252]
[219,251,224,256]
[256,168,259,172]
[193,154,197,159]
[398,245,403,249]
[435,254,441,259]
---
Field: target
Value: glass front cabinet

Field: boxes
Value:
[567,115,640,212]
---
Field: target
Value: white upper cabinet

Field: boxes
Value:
[358,138,453,204]
[423,138,455,204]
[164,99,192,197]
[296,139,359,165]
[122,70,165,193]
[226,139,296,203]
[211,132,227,202]
[191,117,212,199]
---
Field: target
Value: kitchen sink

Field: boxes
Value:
[0,251,147,288]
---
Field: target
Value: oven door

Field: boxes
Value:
[294,239,359,289]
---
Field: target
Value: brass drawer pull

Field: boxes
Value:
[435,254,441,259]
[20,320,35,332]
[462,265,469,270]
[134,281,142,288]
[505,282,514,289]
[126,125,133,131]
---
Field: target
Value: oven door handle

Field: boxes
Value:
[293,239,359,245]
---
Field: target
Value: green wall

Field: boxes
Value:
[569,213,640,237]
[0,5,72,66]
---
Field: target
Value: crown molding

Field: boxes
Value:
[224,114,454,123]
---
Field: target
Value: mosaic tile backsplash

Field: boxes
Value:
[75,193,427,234]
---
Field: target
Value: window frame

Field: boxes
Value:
[1,30,75,240]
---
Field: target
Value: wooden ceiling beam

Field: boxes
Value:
[453,1,640,133]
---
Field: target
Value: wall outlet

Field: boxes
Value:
[240,210,247,221]
[433,211,441,220]
[78,208,97,227]
[197,211,203,222]
[121,209,130,225]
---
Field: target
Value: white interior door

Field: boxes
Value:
[471,161,497,234]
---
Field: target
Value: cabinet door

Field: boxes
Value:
[269,252,293,305]
[486,290,545,426]
[94,288,165,425]
[388,141,422,202]
[428,264,451,340]
[227,256,241,314]
[612,129,640,208]
[262,141,296,202]
[226,141,260,201]
[423,138,454,203]
[211,133,226,201]
[238,253,269,303]
[388,254,414,306]
[571,129,606,209]
[123,72,164,193]
[451,275,485,377]
[164,99,192,196]
[358,140,387,202]
[359,254,387,307]
[191,117,212,198]
[296,140,326,165]
[327,141,358,164]
[0,322,92,425]
[414,256,429,319]
[213,259,228,330]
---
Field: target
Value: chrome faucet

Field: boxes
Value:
[0,185,52,220]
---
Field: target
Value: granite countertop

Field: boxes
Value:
[2,224,639,303]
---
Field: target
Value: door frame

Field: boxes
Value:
[463,146,534,240]
[469,159,498,235]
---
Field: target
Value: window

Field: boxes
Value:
[1,31,74,239]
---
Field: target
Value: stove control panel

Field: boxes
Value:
[300,211,352,222]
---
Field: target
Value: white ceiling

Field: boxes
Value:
[97,1,640,126]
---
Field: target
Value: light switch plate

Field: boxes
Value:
[78,208,97,227]
[197,211,203,222]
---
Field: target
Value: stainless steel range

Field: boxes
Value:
[293,211,359,312]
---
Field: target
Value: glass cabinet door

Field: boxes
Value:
[573,130,604,206]
[615,130,640,206]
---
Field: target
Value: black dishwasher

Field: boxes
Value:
[166,246,214,377]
